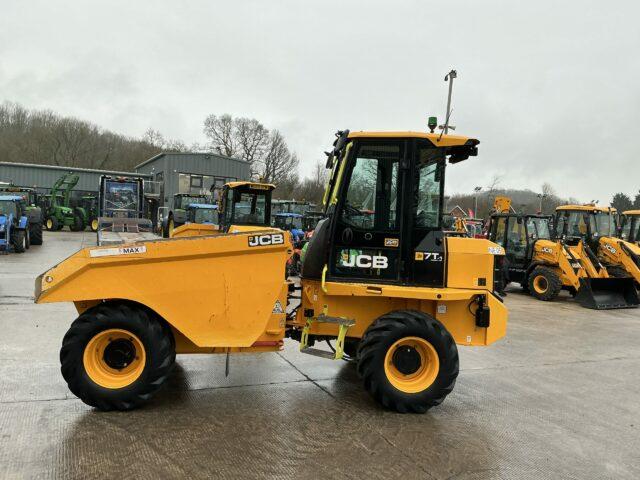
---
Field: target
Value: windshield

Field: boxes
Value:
[0,200,17,217]
[276,216,303,230]
[233,192,267,225]
[622,214,639,241]
[591,211,616,237]
[194,208,218,224]
[527,217,551,239]
[104,181,139,211]
[178,196,208,209]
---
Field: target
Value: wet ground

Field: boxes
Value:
[0,231,639,479]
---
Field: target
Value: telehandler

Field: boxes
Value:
[35,129,508,413]
[489,212,638,309]
[554,205,640,287]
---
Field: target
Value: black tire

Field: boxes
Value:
[45,217,58,231]
[343,339,360,359]
[60,302,175,411]
[24,227,30,249]
[357,310,459,413]
[528,266,562,301]
[11,229,25,253]
[29,222,43,245]
[70,215,84,231]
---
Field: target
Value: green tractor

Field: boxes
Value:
[78,194,98,232]
[0,184,43,245]
[43,173,85,231]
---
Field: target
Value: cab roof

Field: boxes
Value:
[188,203,217,209]
[275,212,303,218]
[0,195,23,201]
[556,205,616,213]
[347,131,478,148]
[622,210,640,215]
[226,181,276,190]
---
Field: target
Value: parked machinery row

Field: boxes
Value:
[488,199,640,309]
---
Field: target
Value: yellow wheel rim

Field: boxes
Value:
[169,219,175,236]
[91,219,99,231]
[83,329,146,389]
[533,275,548,294]
[384,336,439,394]
[46,219,53,229]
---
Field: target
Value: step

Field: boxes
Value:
[300,347,336,359]
[315,314,355,327]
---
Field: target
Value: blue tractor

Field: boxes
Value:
[273,212,305,243]
[0,195,30,253]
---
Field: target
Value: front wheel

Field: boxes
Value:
[528,266,562,301]
[60,302,175,411]
[357,310,459,413]
[11,229,26,253]
[45,217,58,231]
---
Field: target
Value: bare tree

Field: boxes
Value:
[203,114,236,157]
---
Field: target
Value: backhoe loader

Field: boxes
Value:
[620,210,640,246]
[554,205,640,287]
[489,212,638,309]
[35,129,508,413]
[170,181,275,238]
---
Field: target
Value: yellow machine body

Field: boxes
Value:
[171,223,219,238]
[36,232,292,354]
[294,236,507,347]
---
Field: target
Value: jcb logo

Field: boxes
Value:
[343,254,389,269]
[248,234,284,247]
[604,244,617,255]
[541,247,554,254]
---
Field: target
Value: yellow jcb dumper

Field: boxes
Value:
[170,181,275,238]
[620,210,640,247]
[488,212,638,309]
[554,205,640,289]
[35,129,508,413]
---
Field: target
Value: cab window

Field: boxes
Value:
[414,146,445,229]
[340,144,400,231]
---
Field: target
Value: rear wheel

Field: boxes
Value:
[60,302,175,411]
[357,310,459,413]
[11,229,25,253]
[70,215,84,231]
[528,266,562,301]
[29,222,43,245]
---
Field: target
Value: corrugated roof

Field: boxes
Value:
[135,152,249,170]
[0,161,151,178]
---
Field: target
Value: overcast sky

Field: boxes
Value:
[1,1,638,201]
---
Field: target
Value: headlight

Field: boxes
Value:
[0,225,5,232]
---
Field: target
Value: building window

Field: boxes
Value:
[190,176,203,189]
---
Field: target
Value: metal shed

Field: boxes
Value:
[135,152,250,209]
[0,161,152,197]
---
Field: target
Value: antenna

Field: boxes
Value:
[443,69,457,134]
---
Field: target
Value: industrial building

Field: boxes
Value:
[135,152,250,208]
[0,152,250,209]
[0,161,152,199]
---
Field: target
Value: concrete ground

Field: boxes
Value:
[1,231,639,480]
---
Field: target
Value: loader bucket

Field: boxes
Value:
[574,277,640,310]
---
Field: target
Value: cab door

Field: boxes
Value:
[329,140,404,283]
